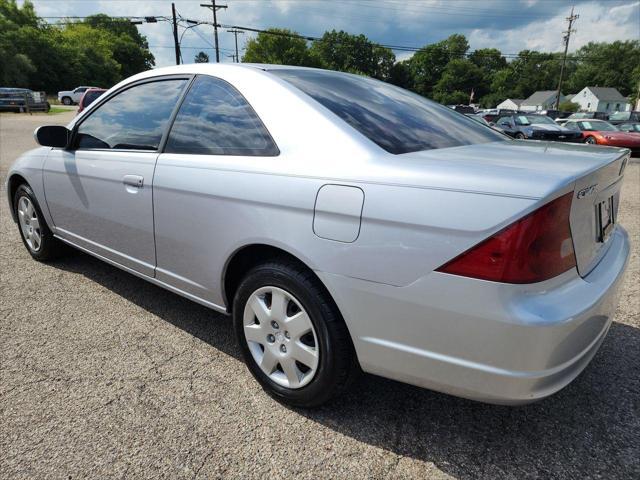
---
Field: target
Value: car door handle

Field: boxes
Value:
[123,175,144,188]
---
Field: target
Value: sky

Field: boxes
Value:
[21,0,640,66]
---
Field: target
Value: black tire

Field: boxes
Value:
[233,259,358,408]
[584,136,597,145]
[515,132,526,139]
[13,184,64,261]
[45,102,51,113]
[61,97,72,106]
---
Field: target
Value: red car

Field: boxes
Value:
[77,88,107,114]
[564,119,640,156]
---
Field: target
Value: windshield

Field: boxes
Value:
[270,68,505,154]
[578,121,618,131]
[608,112,630,121]
[515,115,556,126]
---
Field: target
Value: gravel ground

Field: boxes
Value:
[1,111,638,479]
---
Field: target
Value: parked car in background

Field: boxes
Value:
[77,88,107,114]
[567,112,609,121]
[57,86,98,105]
[536,109,572,120]
[6,64,631,408]
[465,113,491,126]
[492,113,582,142]
[478,108,517,123]
[0,88,50,112]
[452,104,475,114]
[607,111,640,125]
[564,119,640,155]
[618,123,640,134]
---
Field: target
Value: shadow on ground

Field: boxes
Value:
[52,251,640,479]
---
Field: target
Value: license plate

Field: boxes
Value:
[596,196,615,243]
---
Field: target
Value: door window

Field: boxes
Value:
[76,79,187,151]
[165,75,278,156]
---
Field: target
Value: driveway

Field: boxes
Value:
[1,111,638,479]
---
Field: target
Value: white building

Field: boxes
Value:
[520,91,564,112]
[496,98,523,110]
[572,87,630,113]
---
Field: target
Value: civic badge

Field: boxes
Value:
[576,184,598,199]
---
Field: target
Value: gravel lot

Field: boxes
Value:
[1,111,638,479]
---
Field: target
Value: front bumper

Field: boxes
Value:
[318,226,630,405]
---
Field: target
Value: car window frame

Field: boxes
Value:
[69,74,195,154]
[160,73,280,157]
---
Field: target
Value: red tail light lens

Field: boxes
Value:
[436,192,576,283]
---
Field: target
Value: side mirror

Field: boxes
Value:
[34,125,70,148]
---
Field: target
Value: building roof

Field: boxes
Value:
[585,87,627,101]
[522,90,561,106]
[502,98,524,105]
[564,94,575,101]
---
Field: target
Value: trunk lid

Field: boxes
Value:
[570,150,629,276]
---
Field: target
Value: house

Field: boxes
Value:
[496,98,523,110]
[572,87,630,113]
[520,91,564,112]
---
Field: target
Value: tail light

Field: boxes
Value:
[436,192,576,283]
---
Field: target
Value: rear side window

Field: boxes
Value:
[76,79,187,151]
[270,68,505,154]
[165,75,279,156]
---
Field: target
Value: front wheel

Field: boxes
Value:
[584,136,597,145]
[14,184,64,261]
[515,132,526,140]
[233,259,357,407]
[61,97,72,105]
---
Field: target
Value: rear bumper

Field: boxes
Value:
[318,226,630,405]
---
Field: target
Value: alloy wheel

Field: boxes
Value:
[17,196,42,252]
[243,286,319,389]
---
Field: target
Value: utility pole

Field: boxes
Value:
[171,2,181,65]
[554,6,579,110]
[227,29,244,62]
[200,1,227,63]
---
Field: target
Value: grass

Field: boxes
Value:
[47,106,69,115]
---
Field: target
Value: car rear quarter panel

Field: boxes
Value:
[152,151,539,308]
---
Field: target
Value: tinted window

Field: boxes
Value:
[608,112,630,121]
[76,79,187,150]
[496,116,512,125]
[83,90,104,107]
[165,75,278,156]
[270,68,505,154]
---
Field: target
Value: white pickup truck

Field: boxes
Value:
[57,86,98,105]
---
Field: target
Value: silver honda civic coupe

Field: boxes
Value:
[7,64,630,407]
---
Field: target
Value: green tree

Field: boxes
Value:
[565,41,640,96]
[83,14,154,78]
[242,28,317,66]
[558,99,579,112]
[0,1,154,92]
[310,30,395,80]
[432,58,483,104]
[194,51,209,63]
[407,34,470,97]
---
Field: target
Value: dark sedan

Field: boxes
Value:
[492,113,582,142]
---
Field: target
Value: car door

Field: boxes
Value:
[153,74,279,305]
[42,76,190,276]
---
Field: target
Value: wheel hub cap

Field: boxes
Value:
[17,196,42,252]
[243,286,319,389]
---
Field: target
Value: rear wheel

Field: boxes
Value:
[233,259,357,407]
[14,184,64,261]
[61,97,72,105]
[584,136,597,145]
